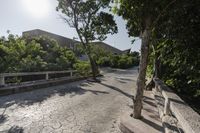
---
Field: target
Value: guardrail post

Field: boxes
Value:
[46,73,49,80]
[164,98,170,115]
[0,75,5,86]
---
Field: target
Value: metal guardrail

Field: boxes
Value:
[153,78,200,133]
[0,70,77,86]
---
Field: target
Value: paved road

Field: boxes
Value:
[0,68,138,133]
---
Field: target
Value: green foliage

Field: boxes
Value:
[97,56,110,67]
[56,0,118,78]
[74,44,85,56]
[78,44,140,69]
[115,0,200,113]
[73,61,91,77]
[56,0,118,42]
[150,0,200,101]
[74,44,140,69]
[110,55,119,68]
[0,34,77,73]
[115,0,172,36]
[109,54,139,69]
[158,40,200,98]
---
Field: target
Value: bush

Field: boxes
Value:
[109,54,139,69]
[0,35,77,72]
[118,55,132,69]
[118,57,128,68]
[110,55,120,68]
[97,56,110,67]
[73,61,91,77]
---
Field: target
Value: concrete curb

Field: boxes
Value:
[119,112,163,133]
[152,88,183,133]
[0,76,87,96]
[119,91,163,133]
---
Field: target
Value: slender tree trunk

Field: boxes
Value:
[80,43,98,80]
[133,27,151,119]
[87,54,98,80]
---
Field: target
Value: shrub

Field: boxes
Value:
[117,55,132,69]
[73,61,91,77]
[97,56,110,67]
[110,55,120,68]
[118,57,128,68]
[109,54,139,69]
[0,35,77,72]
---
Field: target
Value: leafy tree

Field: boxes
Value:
[0,34,46,72]
[149,0,200,113]
[0,34,77,73]
[32,36,77,71]
[115,0,177,118]
[56,0,118,80]
[116,0,200,117]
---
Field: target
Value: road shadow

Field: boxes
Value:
[0,126,24,133]
[99,82,133,99]
[0,80,109,108]
[115,77,135,82]
[141,117,163,132]
[0,114,7,124]
[7,126,24,133]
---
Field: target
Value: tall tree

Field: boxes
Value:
[56,0,117,80]
[115,0,177,118]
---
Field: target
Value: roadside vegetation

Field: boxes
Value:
[0,34,140,78]
[57,0,118,80]
[0,0,199,117]
[0,34,77,73]
[115,0,200,115]
[75,44,140,69]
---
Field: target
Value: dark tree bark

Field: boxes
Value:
[87,53,98,80]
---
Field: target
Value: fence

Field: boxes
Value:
[0,70,77,86]
[153,78,200,133]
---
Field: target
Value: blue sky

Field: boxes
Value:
[0,0,141,52]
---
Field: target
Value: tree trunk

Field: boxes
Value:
[133,27,151,119]
[88,54,98,80]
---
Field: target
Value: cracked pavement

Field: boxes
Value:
[0,68,138,133]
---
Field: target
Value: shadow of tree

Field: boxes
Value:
[143,99,157,108]
[99,82,133,99]
[0,114,7,124]
[141,117,163,132]
[0,80,109,108]
[115,77,135,82]
[116,80,128,84]
[7,126,24,133]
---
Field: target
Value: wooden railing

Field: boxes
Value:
[153,78,200,133]
[0,70,77,86]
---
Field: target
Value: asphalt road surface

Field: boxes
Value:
[0,67,138,133]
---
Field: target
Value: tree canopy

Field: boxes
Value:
[56,0,118,80]
[0,34,77,73]
[115,0,200,117]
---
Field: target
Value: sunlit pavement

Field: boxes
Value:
[0,67,138,133]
